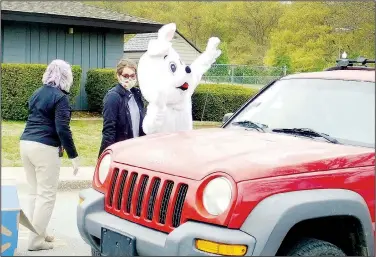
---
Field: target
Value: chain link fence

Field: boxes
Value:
[201,64,287,87]
[197,64,287,122]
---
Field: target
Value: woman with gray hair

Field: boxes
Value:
[20,59,79,251]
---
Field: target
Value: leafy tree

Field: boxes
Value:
[264,2,337,72]
[86,1,374,72]
[216,41,229,64]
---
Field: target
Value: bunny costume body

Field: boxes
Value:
[138,23,221,134]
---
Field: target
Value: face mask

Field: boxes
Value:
[118,75,137,90]
[126,78,137,89]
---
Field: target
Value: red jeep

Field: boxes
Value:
[77,57,375,256]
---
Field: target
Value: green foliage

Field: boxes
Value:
[192,84,259,122]
[1,63,82,121]
[87,1,374,72]
[85,68,118,112]
[85,69,258,121]
[216,41,230,64]
[265,2,375,72]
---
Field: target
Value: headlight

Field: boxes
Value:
[203,177,232,216]
[98,153,111,184]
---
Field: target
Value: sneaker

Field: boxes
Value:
[28,242,54,251]
[45,235,55,242]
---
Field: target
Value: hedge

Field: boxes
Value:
[192,84,259,122]
[85,68,259,121]
[206,65,284,77]
[1,63,82,120]
[85,68,118,112]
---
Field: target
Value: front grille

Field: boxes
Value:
[159,180,174,224]
[125,173,138,213]
[108,169,119,207]
[116,171,128,210]
[106,168,189,230]
[146,178,161,220]
[135,176,149,217]
[172,184,189,227]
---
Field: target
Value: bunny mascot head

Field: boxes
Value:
[138,23,221,135]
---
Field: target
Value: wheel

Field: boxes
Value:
[285,238,346,256]
[91,247,101,256]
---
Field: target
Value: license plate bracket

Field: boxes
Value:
[100,227,137,256]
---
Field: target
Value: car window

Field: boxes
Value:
[226,78,375,148]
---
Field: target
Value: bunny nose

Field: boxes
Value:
[185,66,191,73]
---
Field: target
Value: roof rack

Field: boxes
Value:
[325,53,375,71]
[336,56,375,68]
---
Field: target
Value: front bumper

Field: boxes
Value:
[77,188,256,256]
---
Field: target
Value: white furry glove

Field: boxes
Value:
[155,88,167,109]
[204,37,221,67]
[71,157,80,176]
[190,37,222,86]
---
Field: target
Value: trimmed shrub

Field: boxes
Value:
[85,68,118,112]
[85,69,259,121]
[192,84,259,122]
[1,63,82,121]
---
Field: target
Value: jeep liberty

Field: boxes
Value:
[77,57,375,256]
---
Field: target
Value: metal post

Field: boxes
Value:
[231,65,235,84]
[283,65,287,76]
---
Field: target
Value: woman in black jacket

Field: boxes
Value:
[98,59,146,157]
[19,59,79,251]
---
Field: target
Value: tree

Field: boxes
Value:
[216,41,229,64]
[264,2,338,72]
[86,1,374,70]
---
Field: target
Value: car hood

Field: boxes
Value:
[110,128,374,182]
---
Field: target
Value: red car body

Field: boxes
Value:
[95,127,375,233]
[78,67,375,256]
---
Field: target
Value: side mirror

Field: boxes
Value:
[222,113,234,124]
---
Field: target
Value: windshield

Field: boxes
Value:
[226,78,375,148]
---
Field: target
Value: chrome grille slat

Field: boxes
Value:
[125,173,138,213]
[158,181,174,224]
[146,178,161,220]
[135,176,149,217]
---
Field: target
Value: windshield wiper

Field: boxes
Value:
[271,128,339,144]
[231,120,268,132]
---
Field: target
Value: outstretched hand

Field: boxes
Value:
[205,37,222,64]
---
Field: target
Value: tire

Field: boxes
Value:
[91,248,101,256]
[285,238,346,256]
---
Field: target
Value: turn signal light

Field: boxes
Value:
[195,239,247,256]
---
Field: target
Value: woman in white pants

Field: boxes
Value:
[19,60,79,251]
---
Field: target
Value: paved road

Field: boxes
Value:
[15,187,91,256]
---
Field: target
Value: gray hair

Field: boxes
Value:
[42,59,73,92]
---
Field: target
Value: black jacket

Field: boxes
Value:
[98,84,145,157]
[20,85,78,159]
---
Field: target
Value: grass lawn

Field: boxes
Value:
[2,119,221,167]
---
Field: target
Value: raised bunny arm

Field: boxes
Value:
[188,37,221,96]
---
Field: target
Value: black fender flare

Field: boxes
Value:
[239,189,374,256]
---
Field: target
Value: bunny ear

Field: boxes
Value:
[158,23,176,42]
[147,39,171,57]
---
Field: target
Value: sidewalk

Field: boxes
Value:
[1,166,95,191]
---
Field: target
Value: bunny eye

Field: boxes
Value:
[169,62,177,73]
